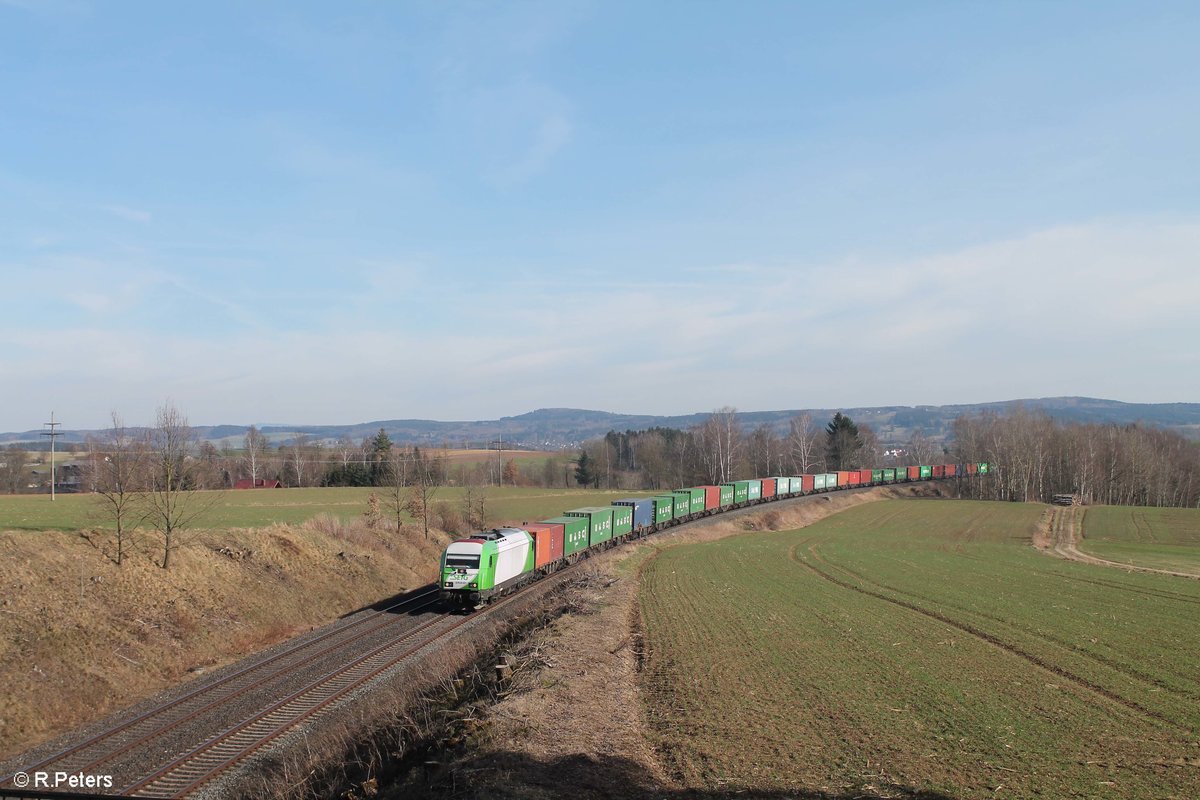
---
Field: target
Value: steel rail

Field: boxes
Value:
[0,587,440,788]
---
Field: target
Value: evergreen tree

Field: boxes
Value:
[370,428,393,459]
[369,428,393,486]
[825,412,863,470]
[574,450,596,487]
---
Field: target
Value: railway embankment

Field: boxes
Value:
[0,518,452,762]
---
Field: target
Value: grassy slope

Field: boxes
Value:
[639,499,1200,799]
[1080,506,1200,573]
[0,486,636,532]
[0,520,453,761]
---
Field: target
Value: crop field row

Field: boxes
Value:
[1081,506,1200,574]
[639,499,1200,799]
[0,486,633,532]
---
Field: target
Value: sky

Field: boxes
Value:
[2,1,1198,431]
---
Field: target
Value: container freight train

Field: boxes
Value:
[439,462,991,607]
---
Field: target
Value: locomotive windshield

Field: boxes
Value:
[445,555,480,569]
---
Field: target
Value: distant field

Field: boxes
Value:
[639,499,1200,799]
[0,485,636,532]
[1080,506,1200,573]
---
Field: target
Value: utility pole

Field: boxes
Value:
[489,436,505,486]
[42,411,61,501]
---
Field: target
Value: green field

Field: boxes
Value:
[1081,506,1200,573]
[639,499,1200,799]
[0,486,635,532]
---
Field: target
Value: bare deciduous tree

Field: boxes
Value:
[406,450,441,539]
[787,413,820,474]
[143,402,216,569]
[0,444,26,494]
[907,430,938,466]
[288,435,314,488]
[383,446,412,532]
[84,412,147,565]
[243,425,269,483]
[694,406,742,484]
[461,481,489,530]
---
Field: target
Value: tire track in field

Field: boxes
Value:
[788,540,1190,732]
[1051,507,1200,580]
[804,546,1200,702]
[950,545,1200,606]
[1129,508,1154,543]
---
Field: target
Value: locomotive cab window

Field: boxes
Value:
[446,555,480,569]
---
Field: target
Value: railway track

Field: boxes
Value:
[120,610,474,797]
[0,587,444,796]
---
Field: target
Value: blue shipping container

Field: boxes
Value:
[613,498,654,531]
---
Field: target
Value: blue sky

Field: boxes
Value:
[2,1,1198,430]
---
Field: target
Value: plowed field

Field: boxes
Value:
[639,499,1200,799]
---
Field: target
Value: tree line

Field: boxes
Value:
[571,408,901,490]
[952,409,1200,507]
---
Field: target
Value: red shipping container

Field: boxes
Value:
[523,522,564,569]
[945,464,957,477]
[802,474,815,492]
[907,466,921,480]
[859,469,873,484]
[698,485,721,510]
[761,478,777,498]
[932,465,946,478]
[837,470,855,486]
[967,463,979,475]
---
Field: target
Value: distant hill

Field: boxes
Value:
[3,397,1198,450]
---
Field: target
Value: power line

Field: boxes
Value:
[41,412,61,501]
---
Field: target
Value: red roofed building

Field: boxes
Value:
[234,478,282,489]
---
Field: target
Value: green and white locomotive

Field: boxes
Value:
[439,527,535,607]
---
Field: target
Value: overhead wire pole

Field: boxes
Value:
[490,436,504,486]
[41,411,61,501]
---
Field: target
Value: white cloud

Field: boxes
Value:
[1,218,1197,430]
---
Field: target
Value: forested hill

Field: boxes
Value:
[3,397,1198,450]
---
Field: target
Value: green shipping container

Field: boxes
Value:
[671,493,690,519]
[719,485,735,506]
[610,504,633,537]
[882,468,896,482]
[871,469,883,484]
[824,473,839,488]
[565,507,615,547]
[746,480,762,501]
[544,515,589,556]
[920,465,933,479]
[652,495,676,523]
[671,488,703,516]
[812,473,826,491]
[790,477,805,494]
[978,462,990,474]
[724,481,749,504]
